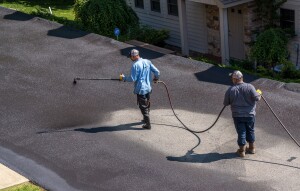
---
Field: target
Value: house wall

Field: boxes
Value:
[242,0,300,67]
[205,2,262,60]
[206,5,221,57]
[126,0,208,54]
[186,2,208,53]
[126,0,180,47]
[127,0,300,67]
[242,1,261,58]
[281,1,300,67]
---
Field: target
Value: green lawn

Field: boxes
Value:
[0,0,75,20]
[1,182,45,191]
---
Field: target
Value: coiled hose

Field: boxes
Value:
[157,81,226,152]
[157,81,300,150]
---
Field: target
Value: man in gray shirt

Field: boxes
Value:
[223,70,261,157]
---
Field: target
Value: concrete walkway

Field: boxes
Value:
[0,163,28,189]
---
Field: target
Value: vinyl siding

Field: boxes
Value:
[281,1,300,66]
[127,0,181,46]
[186,2,208,53]
[127,0,208,53]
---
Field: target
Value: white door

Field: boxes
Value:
[228,6,245,60]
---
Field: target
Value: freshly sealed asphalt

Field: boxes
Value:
[1,7,300,191]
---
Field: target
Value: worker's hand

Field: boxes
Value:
[119,74,125,81]
[256,89,262,95]
[153,78,159,83]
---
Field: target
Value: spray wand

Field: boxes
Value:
[73,77,120,84]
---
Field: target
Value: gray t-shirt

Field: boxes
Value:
[223,82,260,117]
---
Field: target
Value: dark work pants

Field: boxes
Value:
[233,117,256,146]
[137,93,150,124]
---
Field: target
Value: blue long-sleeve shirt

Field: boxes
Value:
[124,58,160,95]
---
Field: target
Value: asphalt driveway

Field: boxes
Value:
[1,7,300,191]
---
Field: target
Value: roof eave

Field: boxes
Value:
[217,0,254,8]
[188,0,254,8]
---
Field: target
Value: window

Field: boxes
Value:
[151,0,161,13]
[280,8,295,31]
[168,0,178,16]
[135,0,144,9]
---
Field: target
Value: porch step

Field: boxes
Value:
[125,40,176,55]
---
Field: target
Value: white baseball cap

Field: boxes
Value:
[229,70,243,79]
[128,49,139,57]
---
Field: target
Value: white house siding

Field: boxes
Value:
[281,1,300,67]
[126,0,181,46]
[186,2,208,53]
[126,0,208,54]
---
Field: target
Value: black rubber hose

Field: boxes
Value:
[261,95,300,148]
[158,80,299,149]
[157,81,226,134]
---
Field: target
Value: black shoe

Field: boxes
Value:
[142,124,151,130]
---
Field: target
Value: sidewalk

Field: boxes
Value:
[0,163,28,190]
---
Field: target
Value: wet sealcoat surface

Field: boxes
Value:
[1,6,300,191]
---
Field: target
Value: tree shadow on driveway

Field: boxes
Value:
[194,66,259,86]
[120,47,165,59]
[3,11,34,21]
[47,25,88,39]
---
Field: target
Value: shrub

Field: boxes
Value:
[129,25,169,46]
[256,65,274,77]
[250,28,289,69]
[193,55,220,66]
[281,61,300,79]
[74,0,139,37]
[229,59,255,71]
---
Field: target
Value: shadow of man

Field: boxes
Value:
[167,152,300,170]
[37,121,145,134]
[74,122,145,133]
[167,151,237,163]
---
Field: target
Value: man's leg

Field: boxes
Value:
[233,117,246,157]
[137,94,151,129]
[245,117,256,154]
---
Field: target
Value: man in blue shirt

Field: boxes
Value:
[223,70,261,157]
[120,49,160,129]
